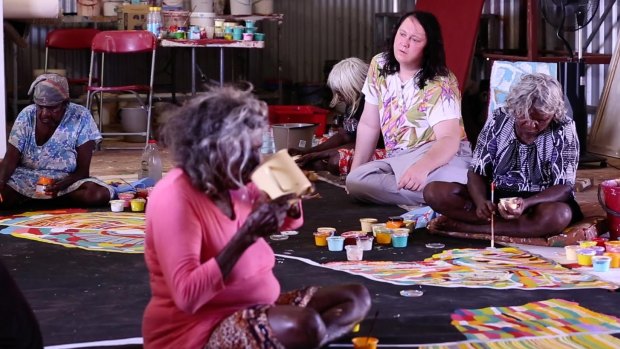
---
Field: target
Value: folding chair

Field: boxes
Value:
[44,28,101,96]
[86,30,157,149]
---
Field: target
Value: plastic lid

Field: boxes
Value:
[425,243,445,249]
[148,139,157,143]
[388,216,404,222]
[269,234,289,241]
[400,289,424,297]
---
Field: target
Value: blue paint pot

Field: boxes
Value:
[392,231,409,248]
[254,32,265,41]
[327,236,345,252]
[592,256,611,272]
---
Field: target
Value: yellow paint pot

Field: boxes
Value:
[604,252,620,268]
[577,249,595,266]
[130,198,146,212]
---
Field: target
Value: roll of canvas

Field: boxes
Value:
[4,0,60,19]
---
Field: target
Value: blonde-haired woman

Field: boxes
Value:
[291,57,385,176]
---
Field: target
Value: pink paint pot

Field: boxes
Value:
[118,192,135,208]
[242,32,253,41]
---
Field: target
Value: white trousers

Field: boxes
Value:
[346,141,473,206]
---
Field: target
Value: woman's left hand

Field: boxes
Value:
[398,163,430,191]
[498,197,525,219]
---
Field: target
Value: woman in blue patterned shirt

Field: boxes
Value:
[423,73,582,237]
[0,73,113,209]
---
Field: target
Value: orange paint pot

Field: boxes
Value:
[352,337,379,349]
[313,232,331,247]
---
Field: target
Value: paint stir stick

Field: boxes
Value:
[490,181,495,248]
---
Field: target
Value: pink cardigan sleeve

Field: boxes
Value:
[148,188,226,314]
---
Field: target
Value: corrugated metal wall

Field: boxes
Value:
[7,0,620,114]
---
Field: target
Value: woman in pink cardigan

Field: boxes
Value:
[143,86,371,349]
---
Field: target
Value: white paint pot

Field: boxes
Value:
[253,0,273,14]
[190,12,215,28]
[191,0,213,12]
[230,0,252,15]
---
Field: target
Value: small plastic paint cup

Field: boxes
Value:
[341,231,364,245]
[109,200,125,212]
[592,255,611,272]
[244,19,256,28]
[242,32,253,41]
[605,241,620,253]
[593,237,608,247]
[578,240,597,248]
[253,32,265,41]
[360,218,378,233]
[403,219,416,232]
[356,236,373,251]
[564,245,579,261]
[371,223,387,237]
[118,192,135,208]
[130,198,146,212]
[375,228,392,245]
[592,246,606,256]
[577,248,596,266]
[604,252,620,268]
[351,336,379,349]
[313,232,331,247]
[245,26,257,34]
[316,227,336,235]
[345,245,363,261]
[391,229,409,248]
[326,236,345,251]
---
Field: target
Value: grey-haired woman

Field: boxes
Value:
[143,86,371,349]
[290,57,385,176]
[424,73,583,237]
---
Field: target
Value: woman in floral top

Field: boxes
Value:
[346,11,472,205]
[424,73,583,237]
[0,74,113,209]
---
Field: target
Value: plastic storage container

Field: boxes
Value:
[268,105,329,137]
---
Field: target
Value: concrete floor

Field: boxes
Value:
[89,140,620,217]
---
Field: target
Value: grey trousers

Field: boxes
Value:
[346,141,473,206]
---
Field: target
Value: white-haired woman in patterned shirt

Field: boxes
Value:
[424,73,583,237]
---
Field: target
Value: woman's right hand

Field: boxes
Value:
[475,199,495,221]
[242,194,297,241]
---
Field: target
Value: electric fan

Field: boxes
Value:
[540,0,606,167]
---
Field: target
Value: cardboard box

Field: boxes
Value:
[118,4,149,30]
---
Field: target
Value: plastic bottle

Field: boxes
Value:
[146,7,162,38]
[139,140,163,182]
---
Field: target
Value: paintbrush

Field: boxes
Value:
[490,181,495,248]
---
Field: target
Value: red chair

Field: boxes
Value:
[86,30,157,148]
[44,28,101,93]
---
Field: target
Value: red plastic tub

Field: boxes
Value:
[268,105,329,137]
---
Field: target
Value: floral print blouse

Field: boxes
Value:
[361,53,464,156]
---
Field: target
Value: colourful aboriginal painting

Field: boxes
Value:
[421,299,620,348]
[323,247,617,290]
[0,210,145,253]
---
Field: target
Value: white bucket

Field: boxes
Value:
[191,0,213,12]
[190,12,215,28]
[163,0,184,7]
[120,107,147,143]
[253,0,273,14]
[102,0,123,16]
[230,0,252,15]
[77,0,102,17]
